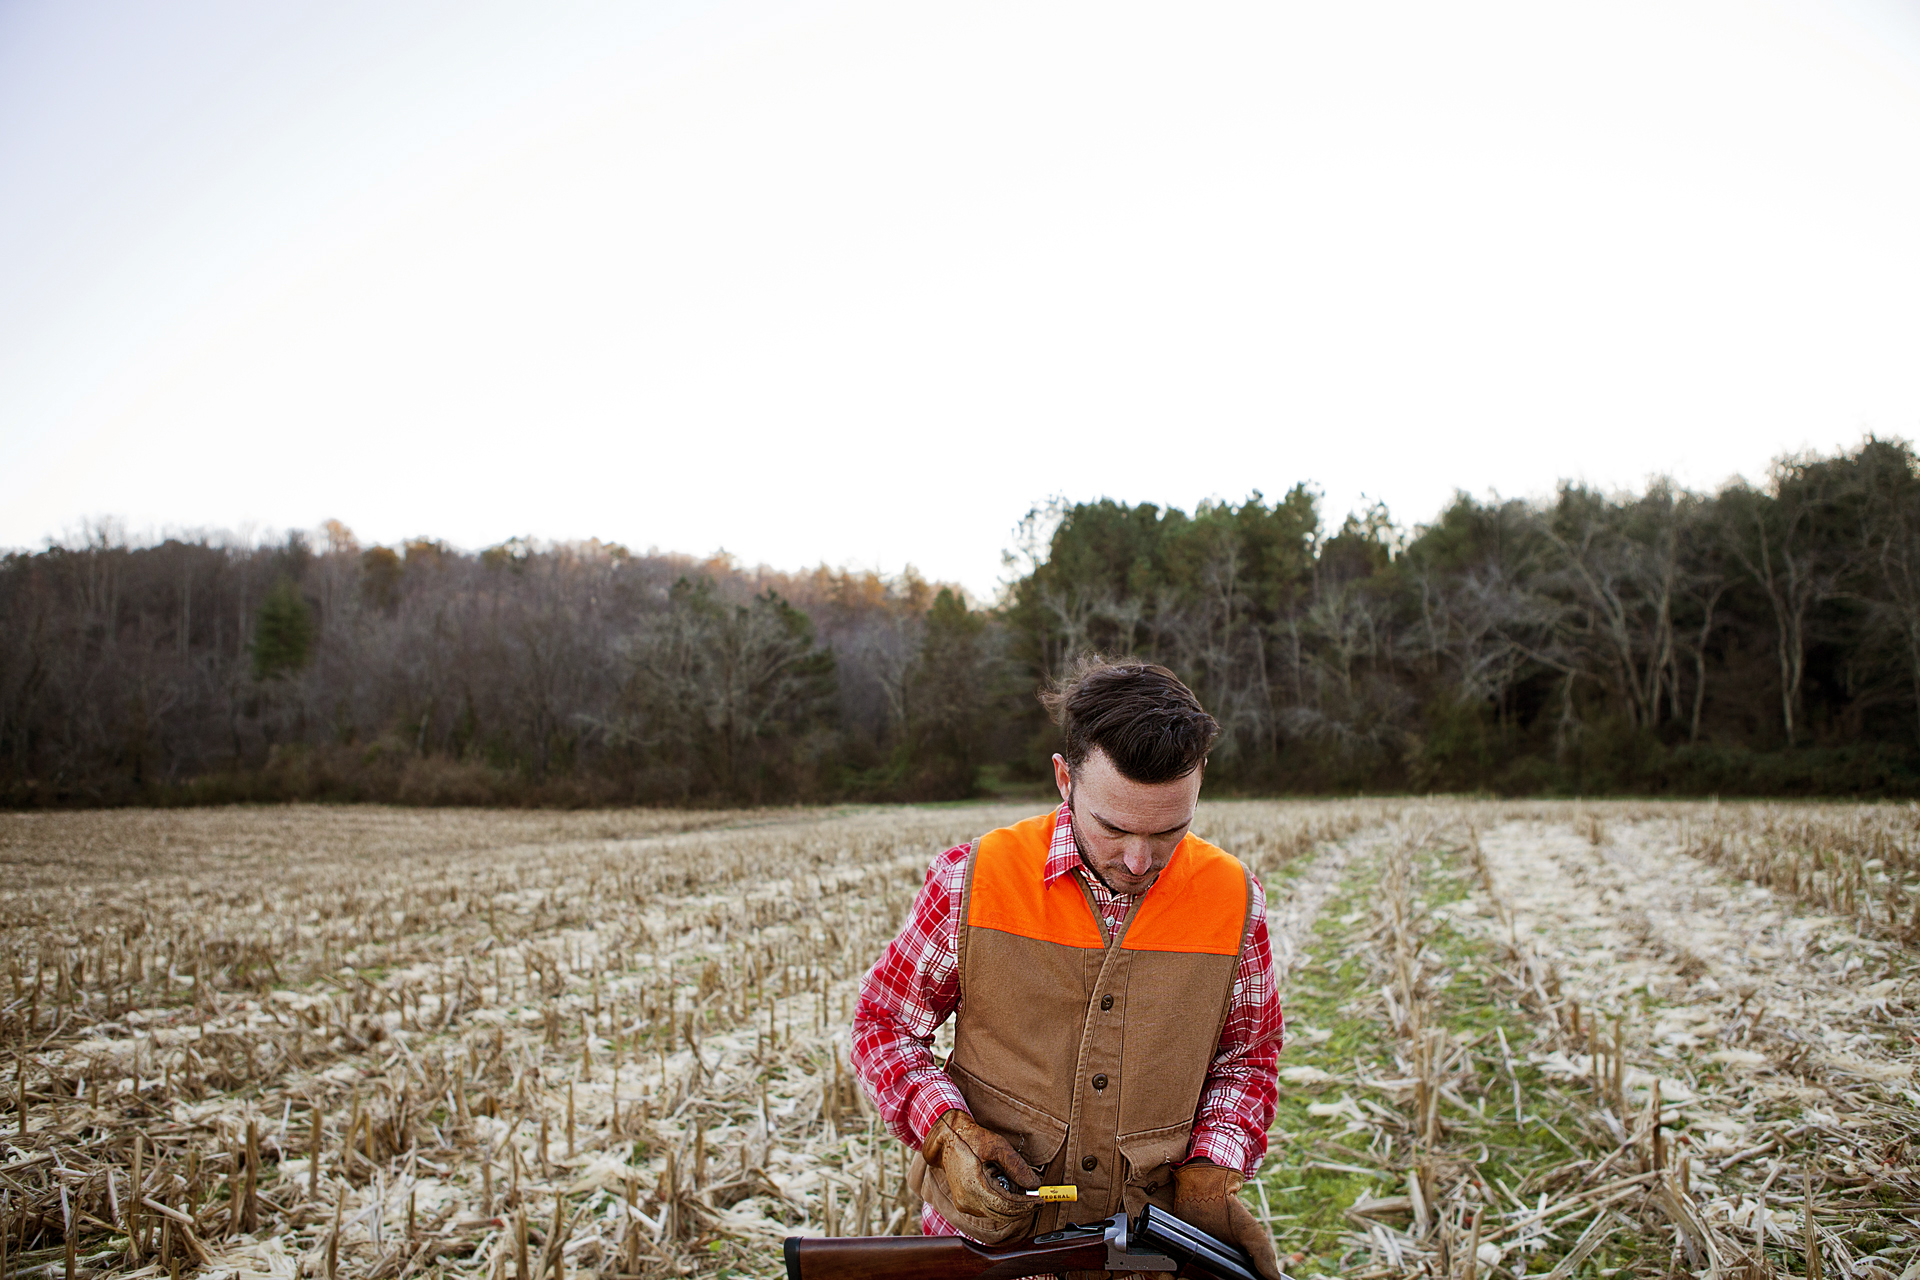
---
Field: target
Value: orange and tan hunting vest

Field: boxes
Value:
[914,809,1252,1235]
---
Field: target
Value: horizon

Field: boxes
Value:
[16,431,1910,608]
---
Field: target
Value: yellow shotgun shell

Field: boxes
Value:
[1030,1186,1077,1202]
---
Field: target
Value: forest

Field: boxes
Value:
[7,437,1920,806]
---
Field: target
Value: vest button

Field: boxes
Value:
[1100,995,1114,1011]
[1092,1073,1108,1090]
[1082,1156,1098,1171]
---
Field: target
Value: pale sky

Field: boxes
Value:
[6,0,1920,600]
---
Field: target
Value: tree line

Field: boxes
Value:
[1010,436,1920,796]
[0,520,1015,806]
[6,437,1920,806]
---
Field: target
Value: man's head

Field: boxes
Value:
[1042,657,1221,895]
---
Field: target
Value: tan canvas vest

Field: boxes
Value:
[909,808,1251,1237]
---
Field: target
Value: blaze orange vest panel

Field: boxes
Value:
[965,809,1248,954]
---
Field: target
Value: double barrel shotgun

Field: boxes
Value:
[785,1206,1273,1280]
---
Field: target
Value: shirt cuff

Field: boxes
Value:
[906,1077,969,1146]
[1186,1124,1260,1178]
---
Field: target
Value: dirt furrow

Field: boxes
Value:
[1265,825,1392,981]
[1473,814,1918,1273]
[1480,817,1916,1090]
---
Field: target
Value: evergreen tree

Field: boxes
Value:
[251,577,315,680]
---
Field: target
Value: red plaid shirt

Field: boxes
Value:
[850,806,1282,1237]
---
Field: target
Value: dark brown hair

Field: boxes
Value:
[1041,655,1220,784]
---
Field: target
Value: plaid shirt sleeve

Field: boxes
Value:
[1186,872,1284,1176]
[850,842,972,1148]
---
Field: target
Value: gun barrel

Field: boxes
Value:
[1132,1204,1267,1280]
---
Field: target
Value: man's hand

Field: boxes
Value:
[1173,1161,1283,1280]
[919,1110,1040,1242]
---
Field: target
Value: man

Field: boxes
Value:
[851,658,1284,1280]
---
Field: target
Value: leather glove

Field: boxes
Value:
[1173,1161,1283,1280]
[920,1110,1040,1243]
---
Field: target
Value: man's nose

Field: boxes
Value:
[1123,845,1153,875]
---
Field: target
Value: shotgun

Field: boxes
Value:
[784,1206,1274,1280]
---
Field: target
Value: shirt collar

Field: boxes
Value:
[1043,804,1081,887]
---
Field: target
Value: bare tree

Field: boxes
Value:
[1718,465,1838,746]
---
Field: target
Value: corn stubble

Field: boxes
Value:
[3,800,1914,1280]
[1263,802,1918,1280]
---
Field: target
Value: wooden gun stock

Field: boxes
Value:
[786,1213,1139,1280]
[784,1229,1110,1280]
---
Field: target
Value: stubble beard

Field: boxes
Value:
[1066,791,1149,897]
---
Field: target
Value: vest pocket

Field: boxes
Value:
[1116,1121,1193,1213]
[946,1060,1071,1173]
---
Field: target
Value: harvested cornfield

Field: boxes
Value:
[1,800,1915,1280]
[1260,802,1918,1280]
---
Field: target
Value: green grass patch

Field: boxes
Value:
[1254,852,1401,1270]
[1253,842,1672,1278]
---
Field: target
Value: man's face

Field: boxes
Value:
[1052,747,1201,895]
